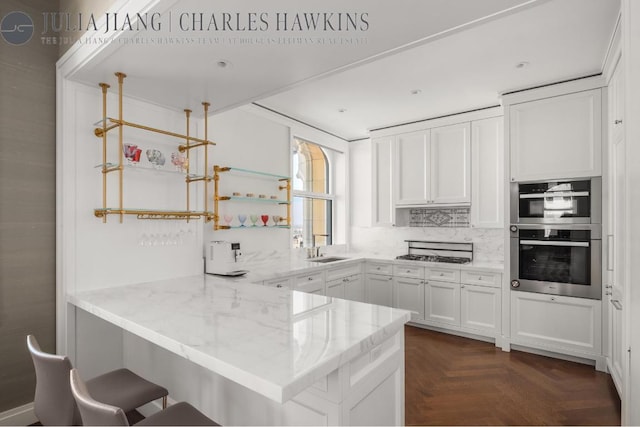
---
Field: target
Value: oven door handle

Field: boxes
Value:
[520,240,590,247]
[519,191,590,199]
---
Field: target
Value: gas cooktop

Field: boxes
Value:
[395,254,471,264]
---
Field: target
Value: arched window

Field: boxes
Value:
[292,138,333,248]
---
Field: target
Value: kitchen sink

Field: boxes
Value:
[308,256,348,263]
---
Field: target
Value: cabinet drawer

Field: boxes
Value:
[294,271,325,286]
[461,270,501,288]
[393,264,424,279]
[425,267,460,283]
[366,262,393,275]
[326,263,362,281]
[264,277,292,289]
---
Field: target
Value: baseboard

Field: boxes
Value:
[0,402,37,426]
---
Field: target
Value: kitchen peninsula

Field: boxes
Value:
[67,274,410,426]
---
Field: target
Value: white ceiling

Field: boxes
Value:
[71,0,619,141]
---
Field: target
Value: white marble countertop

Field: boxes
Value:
[235,251,504,283]
[68,275,411,404]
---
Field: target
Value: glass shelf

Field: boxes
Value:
[221,196,290,205]
[222,166,290,180]
[95,163,195,177]
[216,225,291,230]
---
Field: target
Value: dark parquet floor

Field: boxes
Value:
[404,326,621,426]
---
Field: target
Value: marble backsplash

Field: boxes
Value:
[349,226,504,263]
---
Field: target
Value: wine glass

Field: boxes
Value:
[261,215,269,226]
[223,214,233,227]
[272,215,281,226]
[238,214,247,227]
[249,214,258,227]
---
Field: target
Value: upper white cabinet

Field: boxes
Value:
[395,123,470,206]
[509,89,602,181]
[395,131,430,205]
[371,136,395,226]
[471,117,504,228]
[430,123,471,204]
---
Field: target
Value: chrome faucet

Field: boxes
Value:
[308,234,329,258]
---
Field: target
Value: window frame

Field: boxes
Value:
[291,138,336,248]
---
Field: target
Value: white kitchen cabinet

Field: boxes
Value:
[606,57,626,395]
[366,261,393,276]
[424,280,461,327]
[471,117,504,228]
[510,291,602,357]
[395,131,430,205]
[344,274,365,302]
[608,58,625,143]
[460,284,501,334]
[430,123,471,204]
[395,123,470,206]
[393,277,425,321]
[366,273,394,307]
[509,88,602,181]
[372,136,395,226]
[295,271,326,295]
[264,277,293,289]
[609,293,624,393]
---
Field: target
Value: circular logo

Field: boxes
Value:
[1,11,34,46]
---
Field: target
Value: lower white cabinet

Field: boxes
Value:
[460,284,501,334]
[393,277,424,321]
[344,274,365,302]
[264,277,293,289]
[294,271,326,295]
[424,280,460,327]
[366,273,394,307]
[510,291,602,356]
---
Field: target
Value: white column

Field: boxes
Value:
[622,0,640,425]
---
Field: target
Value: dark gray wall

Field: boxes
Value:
[0,0,58,413]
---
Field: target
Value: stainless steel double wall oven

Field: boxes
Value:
[510,178,602,299]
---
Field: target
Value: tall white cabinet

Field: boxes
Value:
[471,117,504,228]
[371,136,395,226]
[606,56,627,396]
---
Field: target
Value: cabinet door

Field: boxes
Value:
[460,284,501,335]
[471,117,504,228]
[609,58,625,143]
[264,277,292,289]
[295,271,325,295]
[510,291,601,355]
[393,277,424,321]
[509,89,602,181]
[366,274,393,307]
[424,280,460,326]
[395,131,430,205]
[430,123,471,204]
[609,294,624,394]
[372,136,395,226]
[326,278,344,299]
[344,274,365,302]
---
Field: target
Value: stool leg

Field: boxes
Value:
[162,396,167,409]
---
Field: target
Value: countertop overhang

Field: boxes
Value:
[68,274,411,403]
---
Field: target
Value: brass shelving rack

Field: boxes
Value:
[213,165,291,230]
[94,72,216,223]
